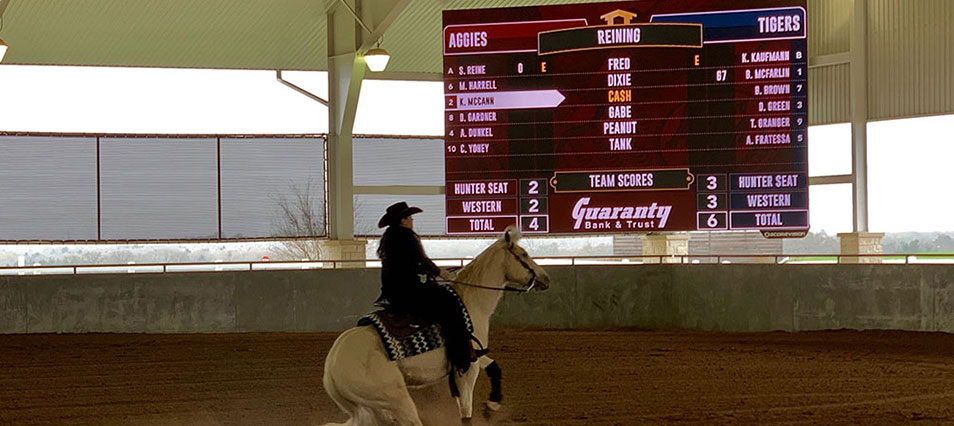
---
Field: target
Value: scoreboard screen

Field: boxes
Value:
[443,1,808,236]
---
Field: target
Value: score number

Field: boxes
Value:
[697,212,728,230]
[520,179,549,233]
[696,174,727,230]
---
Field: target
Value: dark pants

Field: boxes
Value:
[390,282,473,373]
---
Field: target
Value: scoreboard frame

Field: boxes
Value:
[443,1,809,237]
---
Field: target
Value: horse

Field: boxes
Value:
[321,226,550,426]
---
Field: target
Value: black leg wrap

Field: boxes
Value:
[486,361,502,403]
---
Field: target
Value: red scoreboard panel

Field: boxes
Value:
[443,1,808,236]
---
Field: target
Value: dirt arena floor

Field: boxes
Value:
[3,329,954,425]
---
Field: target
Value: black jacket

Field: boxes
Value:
[376,225,441,306]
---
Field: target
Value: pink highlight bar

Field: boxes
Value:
[447,90,566,111]
[729,209,809,230]
[446,179,518,198]
[447,215,518,235]
[443,18,587,55]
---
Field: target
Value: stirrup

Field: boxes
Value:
[470,334,488,358]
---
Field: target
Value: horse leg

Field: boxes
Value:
[457,360,481,421]
[324,327,425,426]
[483,357,503,416]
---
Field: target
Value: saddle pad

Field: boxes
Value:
[358,284,473,361]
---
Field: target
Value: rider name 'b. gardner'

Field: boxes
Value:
[571,197,672,230]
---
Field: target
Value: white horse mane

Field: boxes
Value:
[456,226,522,285]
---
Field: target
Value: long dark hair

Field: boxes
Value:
[377,227,390,260]
[376,224,424,261]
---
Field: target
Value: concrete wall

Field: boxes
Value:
[3,264,954,333]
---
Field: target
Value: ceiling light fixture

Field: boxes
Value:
[363,46,390,72]
[0,13,6,62]
[336,0,389,72]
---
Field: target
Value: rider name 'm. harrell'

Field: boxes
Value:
[572,197,671,230]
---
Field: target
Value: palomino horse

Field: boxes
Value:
[322,227,550,425]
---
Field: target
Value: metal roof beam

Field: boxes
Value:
[326,0,411,240]
[275,70,328,105]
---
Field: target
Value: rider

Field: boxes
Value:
[375,201,477,375]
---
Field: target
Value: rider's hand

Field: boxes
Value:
[439,269,452,281]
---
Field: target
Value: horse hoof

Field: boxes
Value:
[462,417,472,424]
[483,400,502,418]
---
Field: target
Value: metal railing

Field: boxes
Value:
[1,253,952,276]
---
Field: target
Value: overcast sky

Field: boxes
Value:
[0,65,951,234]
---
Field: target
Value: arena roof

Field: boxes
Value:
[1,0,952,123]
[0,0,624,77]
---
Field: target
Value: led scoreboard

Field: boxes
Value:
[443,1,808,235]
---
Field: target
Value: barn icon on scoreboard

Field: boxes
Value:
[600,10,638,25]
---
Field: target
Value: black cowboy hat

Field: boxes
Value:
[378,201,423,228]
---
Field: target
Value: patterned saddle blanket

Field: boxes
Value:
[358,284,473,361]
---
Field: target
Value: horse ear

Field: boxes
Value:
[503,225,521,245]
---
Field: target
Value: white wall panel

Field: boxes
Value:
[808,0,851,56]
[868,0,954,120]
[99,138,218,240]
[0,136,98,241]
[220,138,325,238]
[808,63,850,125]
[353,137,444,186]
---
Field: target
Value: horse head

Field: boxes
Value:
[498,226,550,291]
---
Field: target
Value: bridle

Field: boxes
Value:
[438,246,537,293]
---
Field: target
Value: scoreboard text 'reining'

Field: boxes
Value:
[443,1,808,236]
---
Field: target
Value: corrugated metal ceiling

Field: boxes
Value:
[0,0,629,71]
[1,0,952,123]
[383,0,634,75]
[0,0,329,70]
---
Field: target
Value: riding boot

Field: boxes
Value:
[443,332,474,375]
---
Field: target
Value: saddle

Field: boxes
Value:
[357,283,476,362]
[357,309,445,361]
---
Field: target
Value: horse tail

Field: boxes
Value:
[322,364,353,425]
[323,363,380,426]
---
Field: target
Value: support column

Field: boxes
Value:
[326,0,366,243]
[641,234,689,264]
[324,0,410,265]
[837,232,884,263]
[849,0,869,233]
[319,240,369,268]
[837,0,880,265]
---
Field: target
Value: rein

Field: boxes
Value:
[440,278,533,293]
[439,247,537,293]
